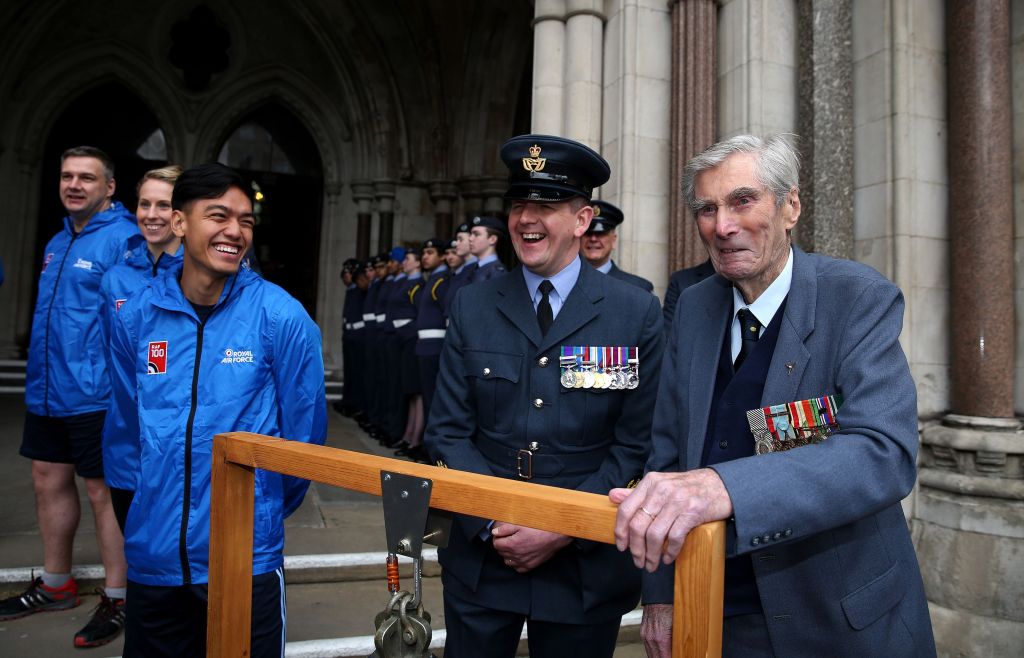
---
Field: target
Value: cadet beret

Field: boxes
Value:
[389,246,407,261]
[405,247,420,257]
[445,238,458,250]
[371,253,388,266]
[500,134,610,202]
[470,215,508,235]
[421,238,444,250]
[586,200,624,234]
[455,222,472,234]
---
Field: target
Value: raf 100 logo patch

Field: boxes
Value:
[147,341,168,374]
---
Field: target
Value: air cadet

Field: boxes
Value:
[442,223,478,317]
[414,238,452,420]
[362,253,393,441]
[377,248,408,445]
[389,248,431,462]
[580,200,654,292]
[425,134,664,658]
[467,215,507,283]
[339,258,367,418]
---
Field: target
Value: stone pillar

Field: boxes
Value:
[374,180,396,252]
[429,180,457,239]
[1,150,42,357]
[668,0,718,271]
[351,181,374,259]
[915,2,1023,654]
[532,0,566,134]
[458,176,484,220]
[563,0,604,149]
[795,0,853,258]
[481,177,507,215]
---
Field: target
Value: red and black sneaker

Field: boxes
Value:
[0,576,80,620]
[73,590,126,648]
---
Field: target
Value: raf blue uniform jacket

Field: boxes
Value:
[425,262,664,624]
[606,261,654,292]
[645,246,935,656]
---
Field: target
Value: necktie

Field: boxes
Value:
[537,280,554,335]
[734,308,761,370]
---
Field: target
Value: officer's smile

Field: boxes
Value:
[521,232,545,243]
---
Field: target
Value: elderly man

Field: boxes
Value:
[611,134,934,657]
[426,134,663,658]
[580,200,653,292]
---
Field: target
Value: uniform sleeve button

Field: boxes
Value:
[772,532,782,541]
[538,356,549,367]
[784,529,792,537]
[533,398,544,408]
[762,534,771,544]
[483,367,491,376]
[751,537,760,546]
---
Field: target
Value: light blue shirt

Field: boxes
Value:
[477,253,499,268]
[730,247,793,362]
[522,255,582,321]
[594,260,613,274]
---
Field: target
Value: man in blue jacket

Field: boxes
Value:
[0,146,135,648]
[106,163,327,657]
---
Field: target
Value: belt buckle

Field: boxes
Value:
[516,449,533,480]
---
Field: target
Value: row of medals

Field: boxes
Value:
[559,358,639,390]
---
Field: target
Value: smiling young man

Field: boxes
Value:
[106,163,327,657]
[467,215,507,282]
[425,135,663,658]
[2,146,135,648]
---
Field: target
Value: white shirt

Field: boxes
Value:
[730,247,793,363]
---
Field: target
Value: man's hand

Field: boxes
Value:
[609,469,733,571]
[641,604,673,658]
[491,523,572,573]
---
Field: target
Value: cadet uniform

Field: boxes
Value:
[425,135,664,658]
[467,215,507,284]
[379,250,408,442]
[340,259,366,416]
[441,224,478,319]
[414,238,451,415]
[584,200,654,292]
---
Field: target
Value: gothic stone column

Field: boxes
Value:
[429,180,457,239]
[668,0,717,271]
[374,180,396,253]
[563,0,604,149]
[351,181,374,259]
[532,0,566,134]
[795,0,853,258]
[915,2,1024,654]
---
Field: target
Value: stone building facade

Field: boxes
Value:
[0,0,1019,653]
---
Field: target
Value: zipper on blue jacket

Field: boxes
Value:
[42,231,79,416]
[151,251,163,277]
[180,317,204,585]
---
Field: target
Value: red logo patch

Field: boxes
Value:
[147,341,167,375]
[41,253,54,273]
[115,299,127,312]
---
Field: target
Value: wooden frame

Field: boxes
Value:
[207,432,724,656]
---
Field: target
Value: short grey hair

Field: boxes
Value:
[682,134,800,210]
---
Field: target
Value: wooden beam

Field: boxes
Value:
[674,520,726,657]
[207,436,255,657]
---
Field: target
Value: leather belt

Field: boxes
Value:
[474,434,608,480]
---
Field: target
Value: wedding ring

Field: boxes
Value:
[640,506,656,518]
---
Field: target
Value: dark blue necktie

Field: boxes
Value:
[537,280,554,335]
[734,308,761,370]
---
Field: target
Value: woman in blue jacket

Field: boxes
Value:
[99,165,184,532]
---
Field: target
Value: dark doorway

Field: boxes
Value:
[217,103,323,318]
[36,83,166,263]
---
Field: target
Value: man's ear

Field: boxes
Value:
[784,188,801,230]
[573,205,594,238]
[171,209,187,238]
[106,177,116,199]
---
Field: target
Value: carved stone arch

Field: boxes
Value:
[10,41,190,166]
[190,65,351,186]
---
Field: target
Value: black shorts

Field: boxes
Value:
[20,410,106,478]
[123,567,286,658]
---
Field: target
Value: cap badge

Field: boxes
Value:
[522,145,547,172]
[593,205,602,217]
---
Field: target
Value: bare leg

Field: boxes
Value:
[32,460,80,574]
[84,477,127,588]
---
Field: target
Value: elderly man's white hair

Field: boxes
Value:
[682,134,801,210]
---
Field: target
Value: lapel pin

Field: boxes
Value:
[785,362,795,375]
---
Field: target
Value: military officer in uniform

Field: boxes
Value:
[425,134,664,658]
[414,238,452,420]
[580,200,654,292]
[339,258,367,417]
